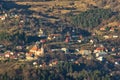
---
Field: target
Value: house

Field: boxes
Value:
[49,60,58,67]
[33,61,38,65]
[47,34,61,41]
[95,48,107,61]
[112,35,118,38]
[4,51,14,58]
[79,49,92,56]
[104,35,118,39]
[4,53,10,58]
[29,45,38,53]
[16,46,23,50]
[94,47,106,53]
[39,64,43,68]
[61,48,69,53]
[40,39,46,43]
[77,49,92,60]
[111,47,115,52]
[14,14,19,19]
[74,61,79,65]
[89,39,94,44]
[38,28,44,37]
[51,49,61,52]
[96,56,103,61]
[0,15,5,20]
[77,40,82,43]
[47,35,52,40]
[65,36,70,43]
[0,13,7,20]
[100,27,106,31]
[110,28,115,32]
[95,51,107,57]
[103,35,110,39]
[92,33,96,36]
[17,52,26,59]
[29,44,44,57]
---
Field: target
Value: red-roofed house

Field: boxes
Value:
[29,45,44,57]
[94,47,106,53]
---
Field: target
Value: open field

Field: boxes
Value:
[15,0,120,25]
[15,1,96,22]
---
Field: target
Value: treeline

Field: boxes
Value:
[0,31,27,45]
[71,8,114,29]
[0,31,11,41]
[0,62,112,80]
[0,30,45,46]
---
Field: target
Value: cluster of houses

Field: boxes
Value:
[26,44,44,60]
[0,9,20,21]
[0,13,7,21]
[0,5,24,28]
[98,24,120,39]
[0,45,44,60]
[99,21,120,32]
[103,35,119,39]
[1,26,119,62]
[31,45,120,68]
[0,50,25,60]
[0,23,119,63]
[32,45,120,68]
[0,3,120,69]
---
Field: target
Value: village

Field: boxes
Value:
[0,16,120,67]
[0,0,120,68]
[0,0,120,79]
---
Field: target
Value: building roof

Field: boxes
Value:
[96,47,105,51]
[30,45,38,51]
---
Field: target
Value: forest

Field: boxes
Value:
[0,61,112,80]
[71,8,114,29]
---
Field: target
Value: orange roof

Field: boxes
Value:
[96,47,105,50]
[100,27,105,30]
[29,52,33,55]
[30,45,38,51]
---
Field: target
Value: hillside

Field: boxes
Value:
[0,0,120,45]
[15,0,120,25]
[1,0,120,23]
[0,0,120,80]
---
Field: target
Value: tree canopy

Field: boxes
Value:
[71,8,113,29]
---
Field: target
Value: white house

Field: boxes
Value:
[95,51,107,57]
[96,56,103,61]
[79,50,92,56]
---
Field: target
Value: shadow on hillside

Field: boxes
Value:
[1,0,35,15]
[39,12,59,19]
[1,1,30,10]
[62,27,91,37]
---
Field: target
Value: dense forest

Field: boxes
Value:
[0,60,113,80]
[0,68,111,80]
[71,8,114,29]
